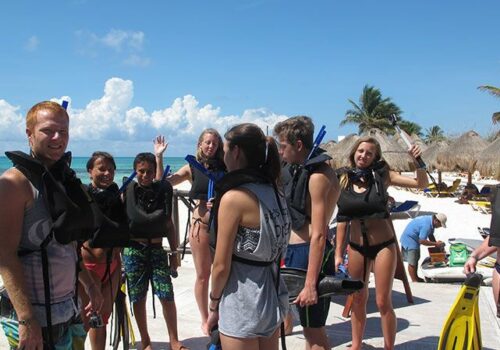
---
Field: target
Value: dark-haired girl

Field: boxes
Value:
[334,137,428,350]
[205,123,291,350]
[81,151,123,350]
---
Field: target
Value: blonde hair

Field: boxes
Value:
[26,101,69,131]
[195,128,224,165]
[339,136,383,189]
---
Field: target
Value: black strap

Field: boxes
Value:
[40,233,54,349]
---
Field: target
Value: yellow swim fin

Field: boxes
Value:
[438,273,482,350]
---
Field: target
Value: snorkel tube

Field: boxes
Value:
[161,165,171,183]
[118,171,137,193]
[306,125,327,162]
[61,100,69,110]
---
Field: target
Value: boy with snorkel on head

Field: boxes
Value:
[122,152,187,350]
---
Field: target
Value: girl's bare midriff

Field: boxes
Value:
[348,218,394,246]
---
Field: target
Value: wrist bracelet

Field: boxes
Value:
[469,255,478,261]
[209,306,219,312]
[209,292,221,301]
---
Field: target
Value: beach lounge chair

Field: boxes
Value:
[390,200,421,218]
[424,179,461,198]
[469,200,492,214]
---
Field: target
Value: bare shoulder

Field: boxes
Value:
[0,168,32,201]
[310,163,337,184]
[220,188,255,208]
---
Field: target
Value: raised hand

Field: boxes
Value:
[153,135,169,157]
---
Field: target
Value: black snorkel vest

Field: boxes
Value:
[87,183,131,248]
[5,151,100,244]
[188,158,226,201]
[282,149,332,231]
[126,181,173,239]
[336,160,389,222]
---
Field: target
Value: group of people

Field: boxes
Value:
[0,100,498,350]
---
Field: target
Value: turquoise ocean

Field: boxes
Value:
[0,156,186,185]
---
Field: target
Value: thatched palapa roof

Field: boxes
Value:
[326,134,359,168]
[421,140,450,171]
[436,130,489,172]
[475,137,500,180]
[362,129,417,172]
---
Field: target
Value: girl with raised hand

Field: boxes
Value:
[154,130,226,333]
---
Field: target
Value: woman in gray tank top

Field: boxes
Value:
[205,123,291,350]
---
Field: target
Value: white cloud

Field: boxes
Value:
[75,29,149,66]
[0,78,288,155]
[123,54,150,67]
[24,36,39,52]
[101,29,144,52]
[0,100,25,140]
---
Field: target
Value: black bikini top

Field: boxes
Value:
[336,162,389,222]
[188,158,226,200]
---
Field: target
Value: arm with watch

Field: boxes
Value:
[463,236,497,274]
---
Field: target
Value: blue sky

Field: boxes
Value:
[0,0,499,156]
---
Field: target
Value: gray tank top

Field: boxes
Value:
[218,183,291,338]
[16,184,78,326]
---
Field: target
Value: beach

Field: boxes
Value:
[1,176,499,349]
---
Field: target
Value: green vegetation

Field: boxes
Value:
[424,126,447,144]
[478,85,500,124]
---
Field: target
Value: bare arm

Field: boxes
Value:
[295,171,332,307]
[389,168,428,189]
[78,265,104,316]
[464,236,498,274]
[388,144,428,189]
[167,164,192,187]
[209,191,244,299]
[0,169,43,348]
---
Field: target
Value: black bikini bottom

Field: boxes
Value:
[349,238,396,260]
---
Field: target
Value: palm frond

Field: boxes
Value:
[478,85,500,98]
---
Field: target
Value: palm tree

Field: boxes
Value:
[478,85,500,124]
[340,85,402,133]
[424,125,447,144]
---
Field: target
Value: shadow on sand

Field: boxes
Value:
[330,287,431,315]
[127,335,208,349]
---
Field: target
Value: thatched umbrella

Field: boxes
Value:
[475,137,500,180]
[327,134,359,168]
[320,140,336,155]
[436,130,489,185]
[362,128,417,172]
[421,140,450,183]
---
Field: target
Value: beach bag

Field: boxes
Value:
[449,243,469,267]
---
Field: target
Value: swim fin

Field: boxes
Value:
[438,273,483,350]
[281,267,364,302]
